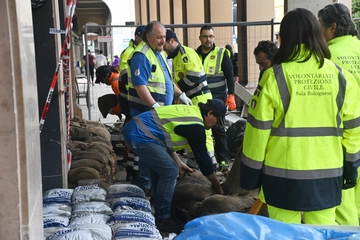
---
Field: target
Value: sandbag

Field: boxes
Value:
[88,126,111,140]
[69,213,110,225]
[107,210,155,226]
[112,222,162,240]
[87,141,114,154]
[70,126,91,141]
[43,216,70,228]
[72,150,109,165]
[47,228,92,240]
[70,159,106,172]
[71,117,111,140]
[71,116,105,129]
[72,201,113,215]
[173,171,215,210]
[188,195,255,219]
[72,185,107,203]
[68,167,101,185]
[69,140,89,152]
[90,135,113,147]
[71,223,112,240]
[43,203,72,217]
[111,197,152,213]
[43,188,74,205]
[107,184,146,200]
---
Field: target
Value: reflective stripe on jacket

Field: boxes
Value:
[128,41,169,112]
[199,46,227,98]
[241,50,360,211]
[173,45,210,99]
[133,105,203,152]
[119,40,136,101]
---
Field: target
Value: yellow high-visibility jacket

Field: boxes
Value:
[171,44,210,99]
[328,35,360,86]
[240,47,360,211]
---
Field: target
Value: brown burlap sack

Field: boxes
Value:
[87,126,111,140]
[90,136,113,148]
[70,126,91,141]
[188,195,255,219]
[69,140,89,152]
[87,141,114,155]
[174,171,215,204]
[70,159,106,172]
[72,150,110,165]
[68,167,101,185]
[71,116,105,129]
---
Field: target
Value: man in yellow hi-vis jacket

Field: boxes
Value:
[319,3,360,226]
[164,29,217,169]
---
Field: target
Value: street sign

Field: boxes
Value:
[49,28,66,34]
[97,35,112,42]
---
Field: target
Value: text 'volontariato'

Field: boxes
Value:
[288,73,335,97]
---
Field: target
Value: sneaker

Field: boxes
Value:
[156,217,183,233]
[218,160,229,172]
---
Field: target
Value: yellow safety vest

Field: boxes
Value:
[172,45,210,99]
[199,46,227,98]
[128,41,170,112]
[119,40,137,101]
[133,105,203,151]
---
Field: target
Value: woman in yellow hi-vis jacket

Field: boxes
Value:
[240,8,360,225]
[319,3,360,226]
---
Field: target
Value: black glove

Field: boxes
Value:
[343,179,357,189]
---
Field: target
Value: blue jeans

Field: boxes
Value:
[124,140,178,222]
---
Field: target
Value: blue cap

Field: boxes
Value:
[135,25,145,37]
[207,99,227,124]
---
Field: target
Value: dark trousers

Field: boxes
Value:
[212,94,230,163]
[212,117,229,163]
[85,64,94,83]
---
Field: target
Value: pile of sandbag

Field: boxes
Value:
[69,117,117,188]
[43,183,162,240]
[43,186,113,239]
[172,147,258,222]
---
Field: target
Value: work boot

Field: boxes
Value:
[156,217,183,234]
